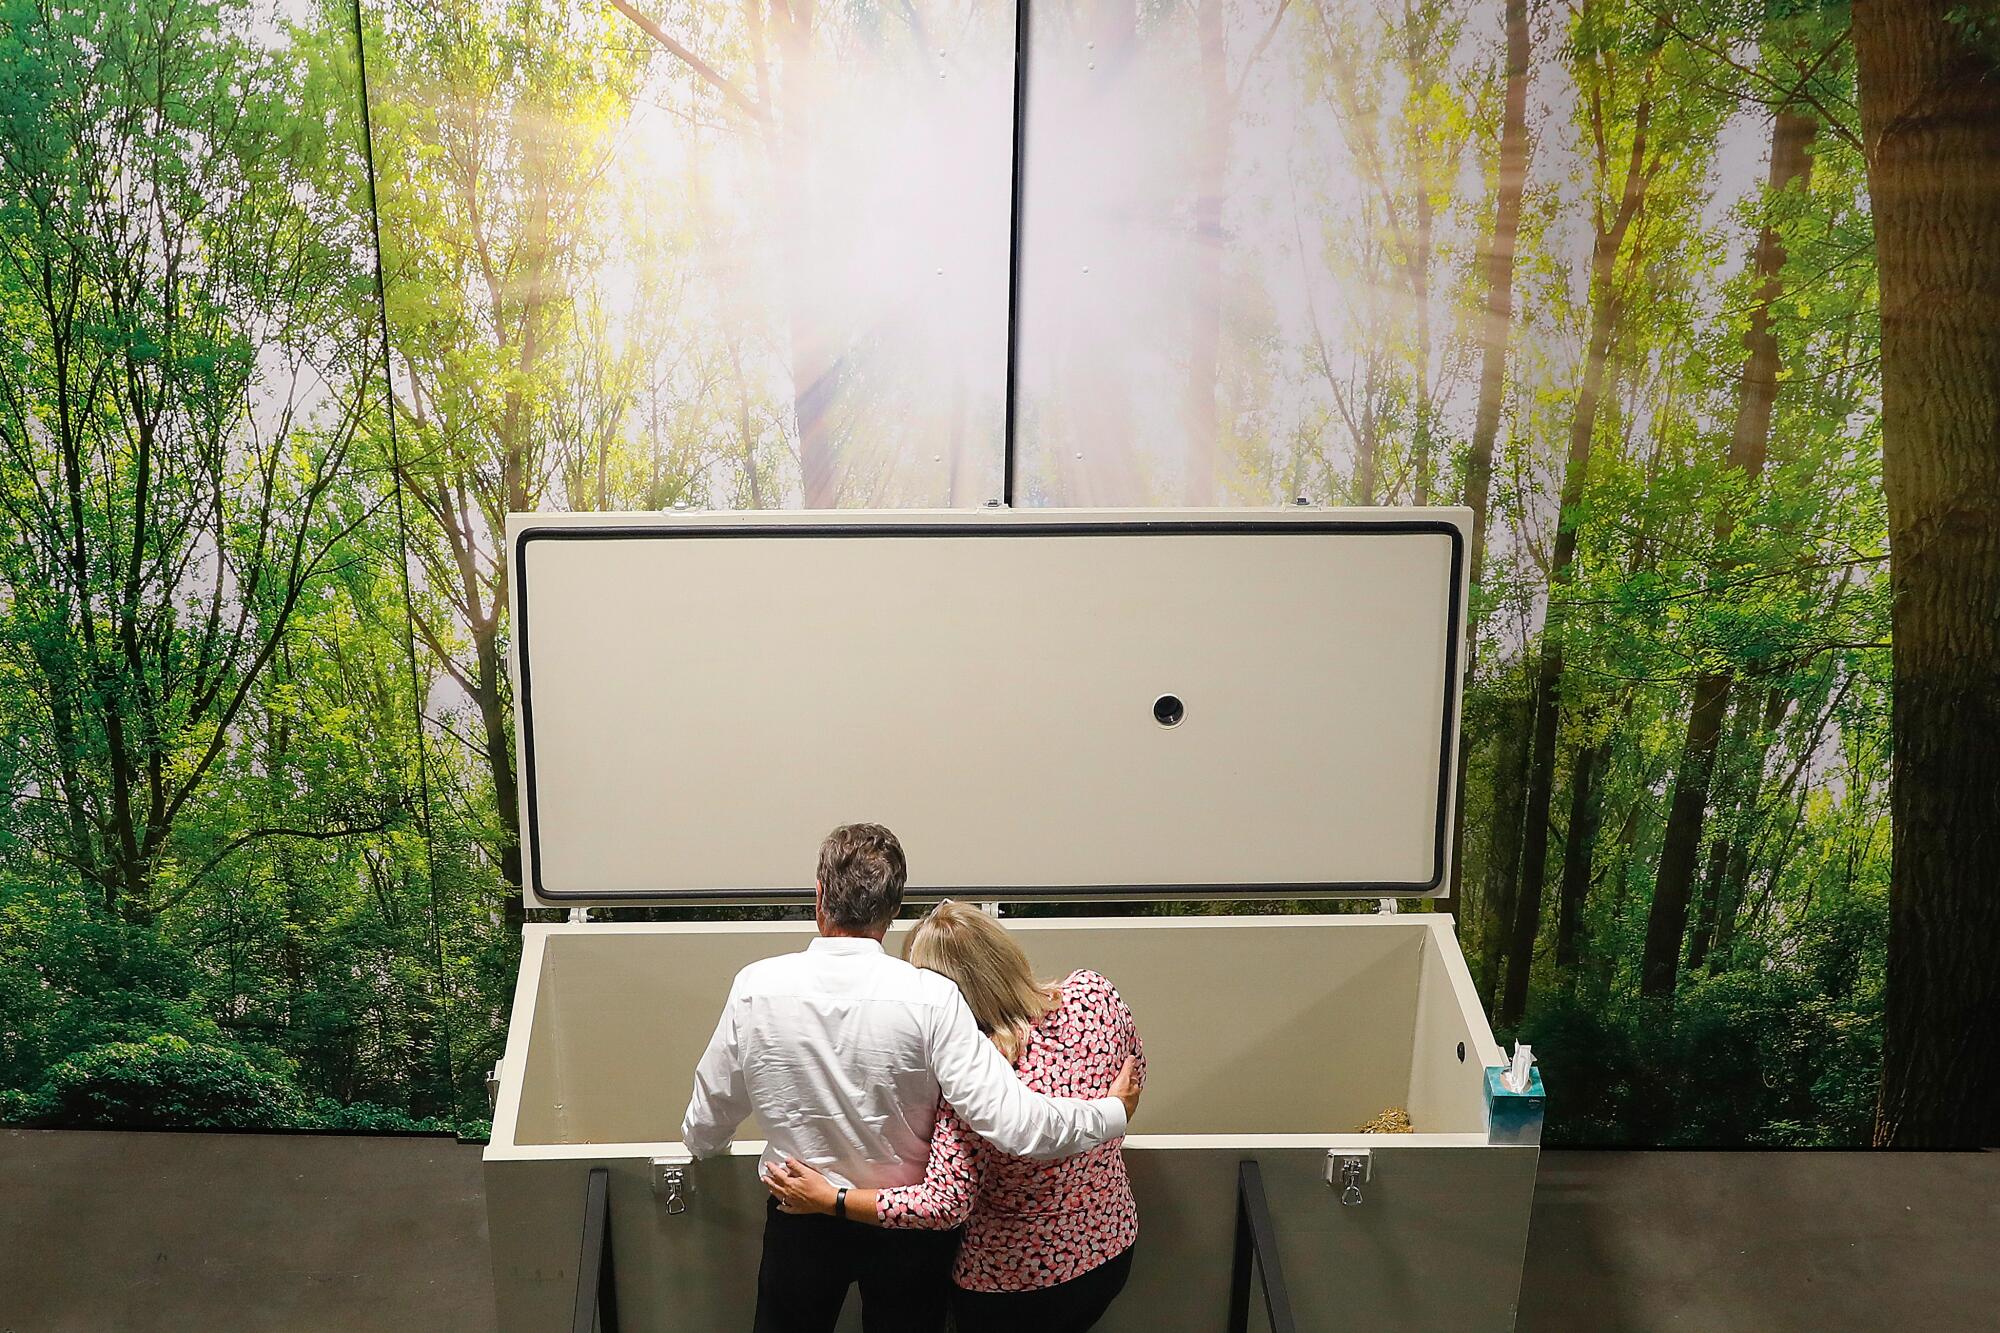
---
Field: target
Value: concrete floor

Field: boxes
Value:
[0,1129,492,1333]
[1517,1151,2000,1331]
[1,1130,1994,1331]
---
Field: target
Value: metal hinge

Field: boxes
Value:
[652,1154,693,1215]
[1326,1149,1371,1207]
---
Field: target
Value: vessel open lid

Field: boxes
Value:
[506,508,1468,908]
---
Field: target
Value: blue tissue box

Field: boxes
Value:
[1485,1065,1546,1146]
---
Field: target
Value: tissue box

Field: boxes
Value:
[1486,1065,1547,1146]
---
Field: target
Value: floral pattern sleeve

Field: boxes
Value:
[875,1099,986,1229]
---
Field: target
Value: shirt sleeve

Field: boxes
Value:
[875,1101,986,1229]
[927,989,1126,1160]
[681,986,752,1159]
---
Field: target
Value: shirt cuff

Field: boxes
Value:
[1094,1096,1129,1141]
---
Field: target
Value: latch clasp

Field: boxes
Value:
[1326,1149,1371,1206]
[652,1154,693,1215]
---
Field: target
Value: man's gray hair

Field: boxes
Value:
[817,823,908,932]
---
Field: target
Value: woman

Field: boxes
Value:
[763,901,1145,1333]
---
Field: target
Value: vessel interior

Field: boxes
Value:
[503,916,1498,1149]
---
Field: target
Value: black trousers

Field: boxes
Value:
[949,1245,1135,1333]
[753,1199,961,1333]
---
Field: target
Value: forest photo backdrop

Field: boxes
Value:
[0,0,1994,1146]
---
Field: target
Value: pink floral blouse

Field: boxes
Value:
[875,969,1146,1292]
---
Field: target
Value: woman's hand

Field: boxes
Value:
[762,1157,840,1215]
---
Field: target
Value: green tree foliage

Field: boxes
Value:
[0,0,1926,1146]
[1447,0,1888,1143]
[0,0,503,1129]
[16,1035,310,1129]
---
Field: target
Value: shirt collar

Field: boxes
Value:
[808,935,885,957]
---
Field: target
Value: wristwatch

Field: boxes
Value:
[835,1186,849,1221]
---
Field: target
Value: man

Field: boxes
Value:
[683,823,1140,1333]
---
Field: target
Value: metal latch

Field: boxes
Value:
[1326,1149,1371,1206]
[652,1154,693,1215]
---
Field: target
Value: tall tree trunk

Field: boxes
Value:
[1464,0,1532,542]
[1185,0,1227,505]
[1642,105,1814,999]
[1707,686,1785,972]
[1497,225,1625,1025]
[473,628,525,905]
[1479,688,1532,1007]
[1854,0,2000,1148]
[1642,670,1730,991]
[1402,0,1440,507]
[1554,736,1607,970]
[1497,25,1661,1027]
[1686,689,1757,969]
[1497,287,1613,1022]
[1448,0,1531,904]
[450,79,562,912]
[1685,829,1730,972]
[1705,825,1749,971]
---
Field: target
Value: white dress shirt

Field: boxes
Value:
[681,936,1129,1188]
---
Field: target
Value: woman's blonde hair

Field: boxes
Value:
[906,902,1058,1063]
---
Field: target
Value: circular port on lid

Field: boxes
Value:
[1153,694,1185,728]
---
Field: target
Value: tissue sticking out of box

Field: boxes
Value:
[1357,1107,1413,1133]
[1502,1042,1535,1093]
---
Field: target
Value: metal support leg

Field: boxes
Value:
[573,1166,619,1333]
[1229,1170,1253,1333]
[1229,1160,1297,1333]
